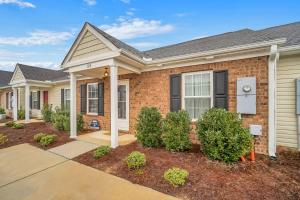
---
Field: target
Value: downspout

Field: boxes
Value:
[268,45,279,157]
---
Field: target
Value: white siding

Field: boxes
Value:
[276,54,300,148]
[48,83,69,110]
[70,30,111,62]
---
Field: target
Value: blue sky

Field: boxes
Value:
[0,0,299,71]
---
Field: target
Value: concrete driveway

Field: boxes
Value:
[0,144,178,200]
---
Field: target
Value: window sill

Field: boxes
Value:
[86,113,98,116]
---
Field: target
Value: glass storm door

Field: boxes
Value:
[117,80,129,131]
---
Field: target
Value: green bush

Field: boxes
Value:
[0,133,8,145]
[93,146,111,159]
[125,151,146,170]
[41,104,52,123]
[5,121,15,127]
[0,107,5,114]
[39,134,57,147]
[162,110,191,152]
[136,107,163,147]
[197,108,253,163]
[12,123,24,129]
[17,108,25,120]
[164,167,189,187]
[77,114,84,132]
[33,133,46,142]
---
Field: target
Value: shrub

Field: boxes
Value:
[39,134,57,147]
[125,151,146,170]
[12,123,24,129]
[93,146,111,159]
[33,133,46,142]
[136,107,163,147]
[0,133,8,145]
[5,121,15,127]
[41,104,52,123]
[51,107,69,131]
[197,108,253,163]
[164,167,189,187]
[17,108,25,120]
[162,110,191,152]
[77,114,84,132]
[0,107,5,114]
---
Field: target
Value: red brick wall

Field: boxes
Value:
[77,56,269,154]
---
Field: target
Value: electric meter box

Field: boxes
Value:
[296,79,300,115]
[237,77,256,114]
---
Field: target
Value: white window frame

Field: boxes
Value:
[31,91,39,110]
[182,71,214,121]
[64,88,70,110]
[87,83,98,115]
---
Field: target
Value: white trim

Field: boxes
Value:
[12,88,17,121]
[110,64,118,148]
[24,84,30,123]
[86,82,98,115]
[268,45,279,157]
[181,70,213,121]
[31,91,39,110]
[70,73,77,138]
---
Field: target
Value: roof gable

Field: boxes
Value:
[10,65,25,84]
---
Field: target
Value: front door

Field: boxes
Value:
[117,80,129,131]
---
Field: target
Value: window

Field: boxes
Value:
[182,71,213,120]
[87,83,98,114]
[64,89,70,110]
[8,92,13,109]
[118,85,126,119]
[32,91,39,109]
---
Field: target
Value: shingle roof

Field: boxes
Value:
[88,21,300,60]
[17,64,68,82]
[0,70,13,88]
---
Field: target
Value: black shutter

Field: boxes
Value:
[213,70,228,110]
[98,82,104,116]
[80,84,87,114]
[37,91,40,110]
[61,89,64,109]
[30,92,32,109]
[6,92,8,109]
[170,74,181,112]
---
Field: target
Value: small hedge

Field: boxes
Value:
[51,107,84,132]
[33,133,47,142]
[197,108,253,163]
[164,167,189,187]
[0,107,5,114]
[125,151,146,170]
[136,107,163,147]
[12,123,24,129]
[39,134,57,147]
[18,108,25,120]
[93,146,111,159]
[41,104,52,123]
[0,133,8,145]
[162,110,191,152]
[5,121,15,127]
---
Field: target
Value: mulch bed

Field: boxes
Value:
[74,142,300,200]
[0,122,74,150]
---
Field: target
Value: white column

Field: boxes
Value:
[268,45,279,157]
[70,72,77,138]
[25,84,30,123]
[110,64,118,148]
[12,87,18,121]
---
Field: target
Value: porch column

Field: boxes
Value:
[70,72,77,138]
[12,87,18,121]
[25,84,30,123]
[110,64,118,148]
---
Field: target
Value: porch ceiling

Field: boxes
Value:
[74,66,134,79]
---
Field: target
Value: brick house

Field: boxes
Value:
[1,21,300,156]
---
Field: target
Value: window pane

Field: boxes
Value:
[65,100,70,110]
[202,73,210,96]
[185,75,193,96]
[194,98,210,118]
[118,102,126,119]
[118,85,126,101]
[88,99,98,113]
[194,74,202,96]
[88,84,98,98]
[184,98,194,119]
[65,89,70,100]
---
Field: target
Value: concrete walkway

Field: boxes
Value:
[0,144,178,200]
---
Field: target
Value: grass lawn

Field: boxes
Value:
[74,142,300,200]
[0,122,73,150]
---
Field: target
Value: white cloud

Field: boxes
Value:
[0,61,59,71]
[175,12,191,18]
[83,0,96,6]
[120,0,130,4]
[129,42,160,50]
[0,30,74,46]
[0,0,35,8]
[100,18,174,40]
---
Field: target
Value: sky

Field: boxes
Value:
[0,0,300,72]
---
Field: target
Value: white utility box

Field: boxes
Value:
[250,124,262,136]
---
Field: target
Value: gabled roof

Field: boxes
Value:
[0,70,13,88]
[17,64,68,82]
[78,21,300,61]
